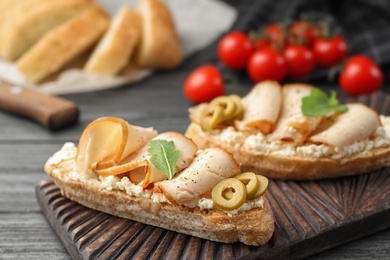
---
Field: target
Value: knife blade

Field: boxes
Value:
[0,79,79,130]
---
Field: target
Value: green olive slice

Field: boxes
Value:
[210,96,237,120]
[199,104,224,131]
[229,95,243,120]
[249,175,269,200]
[212,178,247,210]
[234,172,260,199]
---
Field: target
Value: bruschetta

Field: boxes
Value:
[185,81,390,180]
[44,117,274,246]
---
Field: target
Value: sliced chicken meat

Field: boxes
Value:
[76,117,157,176]
[95,132,198,188]
[235,81,282,134]
[309,103,381,148]
[156,147,240,207]
[267,84,323,144]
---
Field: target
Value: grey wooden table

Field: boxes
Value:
[1,1,390,258]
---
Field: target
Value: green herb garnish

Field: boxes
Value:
[301,88,348,116]
[148,140,181,180]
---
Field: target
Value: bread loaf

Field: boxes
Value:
[3,0,183,85]
[0,0,93,61]
[17,6,109,83]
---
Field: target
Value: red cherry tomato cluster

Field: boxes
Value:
[183,19,385,104]
[224,22,351,82]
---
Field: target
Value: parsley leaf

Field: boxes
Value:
[301,88,348,117]
[148,140,181,180]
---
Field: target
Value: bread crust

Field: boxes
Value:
[45,159,274,246]
[185,123,390,180]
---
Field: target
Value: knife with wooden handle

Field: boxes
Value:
[0,80,79,130]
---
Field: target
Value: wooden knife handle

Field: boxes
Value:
[0,80,79,130]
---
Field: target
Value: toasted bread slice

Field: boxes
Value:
[0,0,29,16]
[0,0,27,32]
[0,0,93,61]
[134,0,182,69]
[84,6,141,77]
[17,6,109,83]
[0,0,21,10]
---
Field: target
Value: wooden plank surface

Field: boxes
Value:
[0,212,70,259]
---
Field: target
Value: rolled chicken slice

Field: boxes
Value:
[76,117,157,176]
[95,132,198,188]
[267,84,323,144]
[156,148,240,207]
[188,103,207,126]
[235,81,282,134]
[308,103,381,148]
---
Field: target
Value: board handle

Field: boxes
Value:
[0,80,79,130]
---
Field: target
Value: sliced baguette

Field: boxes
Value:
[45,165,274,246]
[185,122,390,180]
[84,6,141,76]
[17,6,109,83]
[134,0,183,69]
[0,0,93,61]
[0,0,30,17]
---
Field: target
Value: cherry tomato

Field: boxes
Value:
[283,45,315,78]
[217,31,253,70]
[183,65,225,104]
[289,21,322,46]
[312,36,348,68]
[339,55,384,95]
[263,24,286,47]
[253,38,270,50]
[247,48,287,83]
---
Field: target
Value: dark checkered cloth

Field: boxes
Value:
[223,0,390,83]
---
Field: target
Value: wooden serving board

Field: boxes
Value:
[36,169,390,260]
